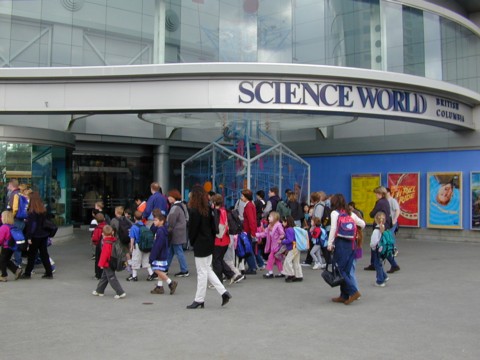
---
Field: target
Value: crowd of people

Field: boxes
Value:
[1,178,402,309]
[87,182,401,308]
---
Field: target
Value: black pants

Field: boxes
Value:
[212,245,235,280]
[25,236,52,276]
[0,247,18,277]
[94,242,102,279]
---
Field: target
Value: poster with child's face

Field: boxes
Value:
[427,172,462,229]
[470,172,480,230]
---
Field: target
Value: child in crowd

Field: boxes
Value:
[95,201,111,224]
[127,210,155,282]
[91,212,107,280]
[370,211,389,287]
[149,214,178,295]
[92,225,126,299]
[309,216,327,270]
[256,211,285,279]
[0,211,23,281]
[282,216,303,282]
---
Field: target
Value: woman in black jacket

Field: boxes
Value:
[21,191,53,279]
[186,186,231,309]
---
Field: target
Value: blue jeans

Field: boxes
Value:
[387,254,398,268]
[333,238,358,299]
[13,219,25,267]
[350,259,358,289]
[372,249,388,284]
[167,244,188,273]
[254,243,265,268]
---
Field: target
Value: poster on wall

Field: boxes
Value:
[427,172,462,229]
[387,173,420,227]
[351,173,381,224]
[471,172,480,230]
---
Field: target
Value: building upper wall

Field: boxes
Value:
[0,0,479,94]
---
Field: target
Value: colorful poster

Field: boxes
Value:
[427,172,462,229]
[351,174,381,224]
[471,172,480,230]
[387,173,420,227]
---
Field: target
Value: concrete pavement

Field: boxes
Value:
[1,229,479,360]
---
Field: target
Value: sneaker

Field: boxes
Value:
[301,261,311,267]
[174,271,189,277]
[274,274,285,278]
[150,286,165,294]
[126,275,138,282]
[146,274,157,281]
[15,268,23,280]
[375,282,386,287]
[263,273,274,279]
[312,263,320,270]
[320,264,326,269]
[364,264,375,271]
[233,274,245,283]
[257,266,265,271]
[92,290,104,297]
[168,280,178,295]
[244,270,257,275]
[292,277,303,282]
[285,275,295,283]
[51,265,56,274]
[387,266,400,274]
[41,274,53,279]
[114,293,126,299]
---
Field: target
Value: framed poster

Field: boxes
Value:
[471,172,480,230]
[351,173,381,224]
[427,172,462,229]
[387,173,420,227]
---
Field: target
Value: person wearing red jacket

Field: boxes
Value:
[241,189,259,275]
[92,225,126,299]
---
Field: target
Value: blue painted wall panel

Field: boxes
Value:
[305,150,480,229]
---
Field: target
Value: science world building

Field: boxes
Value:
[1,0,479,240]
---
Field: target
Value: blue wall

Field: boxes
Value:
[305,150,480,229]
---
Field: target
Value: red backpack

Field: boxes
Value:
[91,222,106,245]
[335,211,357,243]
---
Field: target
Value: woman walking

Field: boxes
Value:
[326,194,365,305]
[21,191,54,279]
[186,186,231,309]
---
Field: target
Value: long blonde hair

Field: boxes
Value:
[1,210,14,225]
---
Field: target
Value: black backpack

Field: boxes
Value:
[227,209,243,235]
[116,217,132,246]
[320,204,332,227]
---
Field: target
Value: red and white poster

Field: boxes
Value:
[388,173,420,227]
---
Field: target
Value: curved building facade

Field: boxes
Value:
[1,0,480,237]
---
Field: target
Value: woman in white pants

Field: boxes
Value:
[186,186,231,309]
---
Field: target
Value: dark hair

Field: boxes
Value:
[188,186,209,216]
[154,213,166,222]
[256,190,265,199]
[241,189,253,201]
[208,191,216,197]
[269,187,279,196]
[330,193,349,213]
[282,215,295,228]
[211,194,224,206]
[95,212,105,222]
[134,194,144,202]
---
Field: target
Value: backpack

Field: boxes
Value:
[378,229,396,261]
[320,204,332,227]
[116,217,132,246]
[276,200,291,219]
[43,218,58,238]
[135,223,154,252]
[319,227,328,248]
[235,232,253,258]
[335,211,357,240]
[7,225,28,252]
[227,209,243,235]
[106,240,128,271]
[91,223,105,245]
[15,195,29,220]
[294,226,309,251]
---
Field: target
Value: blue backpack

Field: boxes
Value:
[16,195,29,220]
[7,225,27,251]
[236,232,253,258]
[294,227,309,251]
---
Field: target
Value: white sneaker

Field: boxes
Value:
[320,264,326,269]
[312,263,320,270]
[114,293,126,299]
[92,290,104,297]
[375,282,386,287]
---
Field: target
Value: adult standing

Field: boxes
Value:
[21,192,54,279]
[262,187,281,218]
[364,186,393,271]
[327,194,365,305]
[166,189,189,277]
[143,182,168,227]
[287,191,303,227]
[241,189,261,274]
[186,186,231,309]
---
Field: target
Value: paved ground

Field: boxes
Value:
[1,229,479,360]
